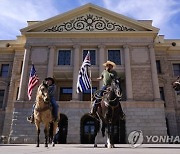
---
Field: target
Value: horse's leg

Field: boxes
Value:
[107,124,111,148]
[94,132,98,148]
[44,123,49,147]
[111,124,115,148]
[52,122,58,147]
[35,121,40,147]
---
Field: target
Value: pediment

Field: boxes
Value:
[21,3,159,34]
[44,13,136,32]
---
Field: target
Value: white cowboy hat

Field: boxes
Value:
[103,60,116,68]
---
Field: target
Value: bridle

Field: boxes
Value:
[35,84,51,112]
[93,79,122,106]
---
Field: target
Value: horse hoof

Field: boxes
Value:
[52,142,55,147]
[108,144,113,148]
[36,145,39,147]
[45,144,48,147]
[105,144,107,148]
[94,144,97,148]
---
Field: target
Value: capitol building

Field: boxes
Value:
[0,3,180,144]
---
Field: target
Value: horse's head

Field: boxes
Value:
[111,78,122,98]
[37,82,50,103]
[172,76,180,91]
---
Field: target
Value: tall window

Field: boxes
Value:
[20,61,23,74]
[83,50,96,65]
[59,87,72,101]
[16,87,19,100]
[0,64,9,77]
[173,64,180,76]
[58,50,71,65]
[108,50,121,65]
[156,60,162,74]
[0,90,5,108]
[159,87,165,101]
[83,87,97,101]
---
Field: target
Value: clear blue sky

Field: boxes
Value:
[0,0,180,40]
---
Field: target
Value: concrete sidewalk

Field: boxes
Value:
[0,144,180,154]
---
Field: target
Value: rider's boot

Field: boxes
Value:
[90,103,97,116]
[27,114,34,124]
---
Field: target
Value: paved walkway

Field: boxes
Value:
[0,144,180,154]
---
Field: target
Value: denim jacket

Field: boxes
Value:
[48,84,56,98]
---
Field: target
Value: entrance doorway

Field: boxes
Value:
[114,119,126,144]
[55,114,68,144]
[80,114,99,144]
[80,114,126,144]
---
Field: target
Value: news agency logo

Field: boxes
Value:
[128,130,180,148]
[128,130,143,148]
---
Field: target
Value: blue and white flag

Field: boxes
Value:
[77,51,91,93]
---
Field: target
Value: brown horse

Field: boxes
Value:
[34,82,59,147]
[94,78,124,148]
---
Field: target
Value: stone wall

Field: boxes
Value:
[8,100,167,144]
[123,101,167,143]
[8,101,91,144]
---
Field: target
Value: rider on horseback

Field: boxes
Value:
[27,77,59,123]
[90,60,124,118]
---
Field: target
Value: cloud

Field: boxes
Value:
[102,0,180,38]
[0,0,179,39]
[0,0,59,40]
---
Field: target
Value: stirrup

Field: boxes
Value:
[27,115,34,124]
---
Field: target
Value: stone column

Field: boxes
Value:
[72,45,80,100]
[47,46,55,77]
[148,45,160,100]
[123,45,133,100]
[18,46,31,101]
[98,45,105,88]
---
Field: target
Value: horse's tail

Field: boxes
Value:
[101,122,106,137]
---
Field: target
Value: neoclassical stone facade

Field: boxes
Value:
[0,4,180,144]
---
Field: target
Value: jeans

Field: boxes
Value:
[50,97,59,119]
[93,85,107,107]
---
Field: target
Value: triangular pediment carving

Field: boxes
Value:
[21,3,159,34]
[44,13,136,32]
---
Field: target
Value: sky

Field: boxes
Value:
[0,0,180,40]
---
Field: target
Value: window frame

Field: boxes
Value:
[59,87,72,101]
[82,49,97,66]
[159,87,165,101]
[0,63,10,78]
[172,63,180,76]
[57,49,72,66]
[107,49,122,65]
[0,89,5,109]
[156,60,162,74]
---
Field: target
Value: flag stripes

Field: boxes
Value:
[28,65,39,100]
[77,51,91,93]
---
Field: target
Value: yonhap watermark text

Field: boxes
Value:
[128,130,180,148]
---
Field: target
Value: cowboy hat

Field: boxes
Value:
[103,60,116,68]
[45,77,55,84]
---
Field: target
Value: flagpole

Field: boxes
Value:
[88,51,93,104]
[89,65,93,103]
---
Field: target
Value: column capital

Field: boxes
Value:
[98,44,105,49]
[148,44,154,49]
[73,44,80,49]
[48,45,56,50]
[24,44,31,50]
[123,44,130,49]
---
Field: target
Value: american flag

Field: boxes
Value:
[77,51,91,93]
[28,65,39,100]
